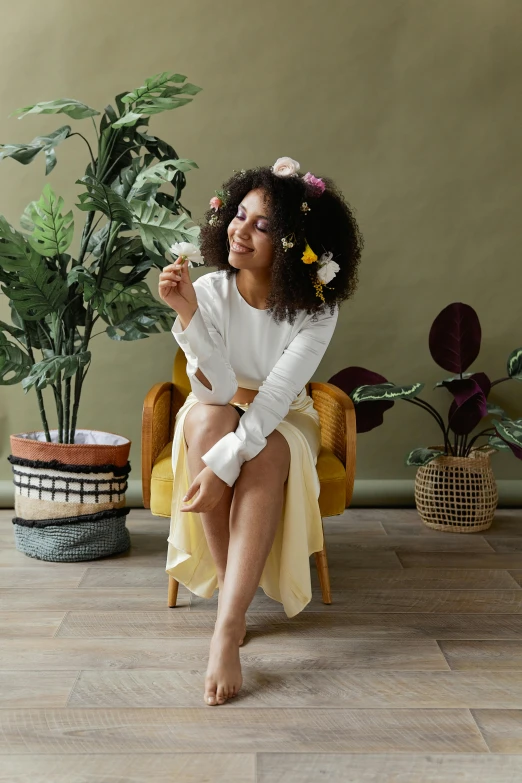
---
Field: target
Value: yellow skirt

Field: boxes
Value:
[165,387,324,618]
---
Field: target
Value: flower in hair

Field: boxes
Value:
[272,156,301,177]
[302,172,325,195]
[300,201,311,213]
[301,243,318,264]
[317,250,340,284]
[209,196,223,211]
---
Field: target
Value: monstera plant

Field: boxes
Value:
[329,302,522,466]
[0,70,202,444]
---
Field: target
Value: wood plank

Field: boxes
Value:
[472,710,522,753]
[0,708,487,753]
[190,588,522,613]
[440,640,522,670]
[323,535,494,552]
[0,589,190,611]
[0,567,87,588]
[56,610,522,640]
[0,754,255,782]
[257,753,522,782]
[0,671,79,708]
[68,669,522,709]
[0,637,448,671]
[489,539,522,553]
[399,552,522,569]
[311,568,519,590]
[0,611,67,638]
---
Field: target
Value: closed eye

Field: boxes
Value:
[235,213,268,232]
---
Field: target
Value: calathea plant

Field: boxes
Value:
[0,71,202,444]
[329,302,522,466]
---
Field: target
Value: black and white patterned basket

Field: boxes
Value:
[8,429,132,562]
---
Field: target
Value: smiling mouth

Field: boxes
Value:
[231,240,253,253]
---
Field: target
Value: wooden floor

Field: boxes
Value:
[2,507,522,781]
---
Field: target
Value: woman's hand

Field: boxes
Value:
[180,466,229,513]
[158,255,198,313]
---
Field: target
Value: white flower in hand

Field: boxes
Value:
[169,242,204,267]
[271,156,301,177]
[317,251,340,284]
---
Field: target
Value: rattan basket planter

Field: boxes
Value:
[8,429,132,562]
[414,444,498,533]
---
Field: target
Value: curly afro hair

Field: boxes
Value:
[198,165,364,325]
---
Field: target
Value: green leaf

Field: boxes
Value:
[405,447,445,467]
[0,217,68,320]
[352,382,425,404]
[99,279,166,325]
[21,352,91,392]
[111,72,202,128]
[128,158,198,202]
[26,183,74,257]
[488,435,511,451]
[76,175,134,228]
[434,372,473,388]
[66,266,98,301]
[0,331,32,385]
[0,320,25,341]
[507,347,522,381]
[487,402,510,420]
[10,99,99,121]
[106,304,174,341]
[494,419,522,449]
[0,125,71,175]
[131,199,200,261]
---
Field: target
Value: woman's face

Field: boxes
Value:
[227,188,274,271]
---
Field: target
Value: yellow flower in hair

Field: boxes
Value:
[302,243,318,264]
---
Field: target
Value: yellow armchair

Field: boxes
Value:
[142,347,356,607]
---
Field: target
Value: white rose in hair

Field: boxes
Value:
[317,251,340,284]
[271,156,301,177]
[169,242,204,267]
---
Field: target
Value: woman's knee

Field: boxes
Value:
[183,402,239,449]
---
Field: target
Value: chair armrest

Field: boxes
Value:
[141,382,174,509]
[309,381,357,507]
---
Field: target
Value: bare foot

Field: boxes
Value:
[217,591,246,645]
[204,624,243,706]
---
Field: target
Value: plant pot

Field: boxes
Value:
[414,444,498,533]
[8,429,132,561]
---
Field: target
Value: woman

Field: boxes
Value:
[158,157,363,707]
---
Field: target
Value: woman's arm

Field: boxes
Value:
[200,304,339,486]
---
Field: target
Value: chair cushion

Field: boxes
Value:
[150,442,346,518]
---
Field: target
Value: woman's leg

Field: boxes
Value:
[204,429,291,706]
[183,403,246,643]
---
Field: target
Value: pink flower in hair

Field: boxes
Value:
[302,172,325,195]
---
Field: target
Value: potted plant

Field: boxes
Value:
[0,70,203,560]
[330,302,522,532]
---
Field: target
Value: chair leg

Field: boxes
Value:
[168,575,179,607]
[314,542,332,604]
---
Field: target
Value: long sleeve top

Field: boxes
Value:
[171,269,339,487]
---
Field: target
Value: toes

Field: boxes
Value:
[205,691,217,706]
[216,685,227,704]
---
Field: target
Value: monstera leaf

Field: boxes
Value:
[0,219,68,320]
[0,329,32,384]
[131,199,200,262]
[26,183,74,257]
[21,352,91,392]
[10,99,100,121]
[76,175,134,228]
[106,304,174,341]
[111,72,202,128]
[0,125,71,175]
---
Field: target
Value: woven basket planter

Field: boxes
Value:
[414,444,498,533]
[8,429,132,562]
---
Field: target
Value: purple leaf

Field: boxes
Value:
[429,302,481,373]
[444,378,488,435]
[328,366,394,434]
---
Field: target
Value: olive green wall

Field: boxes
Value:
[1,0,521,505]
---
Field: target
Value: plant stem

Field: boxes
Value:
[23,324,51,441]
[68,132,97,171]
[466,427,497,455]
[491,377,511,388]
[404,397,451,453]
[64,327,74,443]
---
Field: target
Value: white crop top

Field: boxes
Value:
[171,269,339,487]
